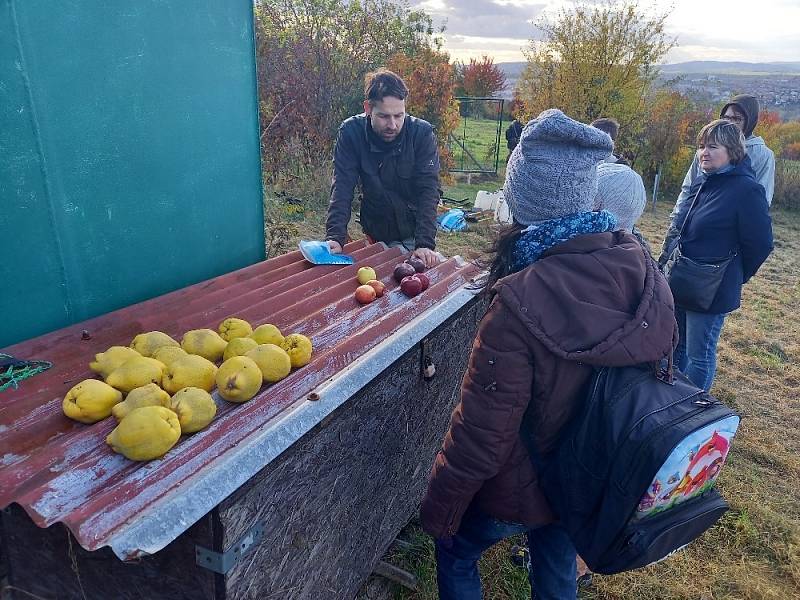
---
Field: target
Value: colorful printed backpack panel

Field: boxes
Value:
[635,415,740,520]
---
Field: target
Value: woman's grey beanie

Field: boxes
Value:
[594,162,647,231]
[503,109,613,225]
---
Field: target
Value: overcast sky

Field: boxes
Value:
[414,0,800,64]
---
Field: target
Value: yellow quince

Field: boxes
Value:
[280,333,313,368]
[89,346,142,379]
[106,406,181,461]
[129,331,180,358]
[62,379,123,423]
[250,324,284,347]
[106,356,166,394]
[112,383,171,421]
[222,336,258,361]
[170,387,217,433]
[245,344,291,384]
[181,329,228,362]
[162,354,217,394]
[151,345,188,368]
[216,356,263,403]
[218,317,253,342]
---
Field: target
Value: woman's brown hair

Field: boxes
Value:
[697,119,747,164]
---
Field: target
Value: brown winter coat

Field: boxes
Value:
[420,231,678,539]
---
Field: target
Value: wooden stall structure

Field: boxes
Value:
[0,243,484,599]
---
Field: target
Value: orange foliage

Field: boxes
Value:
[461,55,506,98]
[387,49,459,170]
[784,142,800,160]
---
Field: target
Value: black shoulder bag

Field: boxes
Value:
[662,183,737,312]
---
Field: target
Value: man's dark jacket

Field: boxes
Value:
[662,161,773,314]
[505,120,523,151]
[420,232,677,539]
[326,114,440,250]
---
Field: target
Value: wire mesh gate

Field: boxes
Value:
[448,97,505,175]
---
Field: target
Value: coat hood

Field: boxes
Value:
[493,232,677,367]
[720,94,759,138]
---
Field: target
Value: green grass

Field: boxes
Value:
[450,117,508,173]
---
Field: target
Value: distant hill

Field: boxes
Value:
[659,61,800,75]
[497,62,527,78]
[498,60,800,78]
[497,61,800,111]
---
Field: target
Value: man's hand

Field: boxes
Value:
[413,248,443,268]
[327,240,342,254]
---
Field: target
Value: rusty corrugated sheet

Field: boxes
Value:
[0,241,479,559]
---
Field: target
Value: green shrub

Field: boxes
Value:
[773,159,800,211]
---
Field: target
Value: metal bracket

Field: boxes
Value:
[195,520,266,574]
[420,337,436,380]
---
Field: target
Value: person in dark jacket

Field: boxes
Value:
[505,118,523,153]
[420,109,677,599]
[325,69,442,267]
[590,117,630,165]
[659,120,773,391]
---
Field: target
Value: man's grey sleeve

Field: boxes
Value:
[670,154,700,220]
[751,145,775,206]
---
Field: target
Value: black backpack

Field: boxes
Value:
[525,363,739,574]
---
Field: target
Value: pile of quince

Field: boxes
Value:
[62,318,313,462]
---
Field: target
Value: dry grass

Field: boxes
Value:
[270,178,800,599]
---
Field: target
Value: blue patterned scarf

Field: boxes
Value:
[512,211,617,272]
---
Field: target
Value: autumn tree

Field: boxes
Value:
[754,111,800,209]
[515,0,675,153]
[639,90,692,191]
[255,0,444,179]
[460,55,506,97]
[387,49,459,169]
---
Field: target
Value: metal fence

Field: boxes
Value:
[448,97,505,175]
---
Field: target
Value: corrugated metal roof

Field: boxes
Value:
[0,241,479,559]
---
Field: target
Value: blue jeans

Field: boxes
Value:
[386,237,415,252]
[674,308,726,391]
[435,506,577,600]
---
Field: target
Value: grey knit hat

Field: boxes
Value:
[594,162,647,231]
[503,109,613,225]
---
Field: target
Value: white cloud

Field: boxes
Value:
[424,0,800,63]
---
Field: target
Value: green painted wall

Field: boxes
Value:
[0,0,264,348]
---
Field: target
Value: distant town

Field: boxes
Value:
[499,61,800,120]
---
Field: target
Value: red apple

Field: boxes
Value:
[412,273,430,291]
[405,256,426,273]
[366,279,386,297]
[394,262,416,283]
[400,275,423,297]
[355,284,377,304]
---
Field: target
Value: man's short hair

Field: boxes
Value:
[697,120,747,164]
[590,118,620,141]
[364,69,409,105]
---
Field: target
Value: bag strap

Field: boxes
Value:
[675,180,705,242]
[676,178,740,261]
